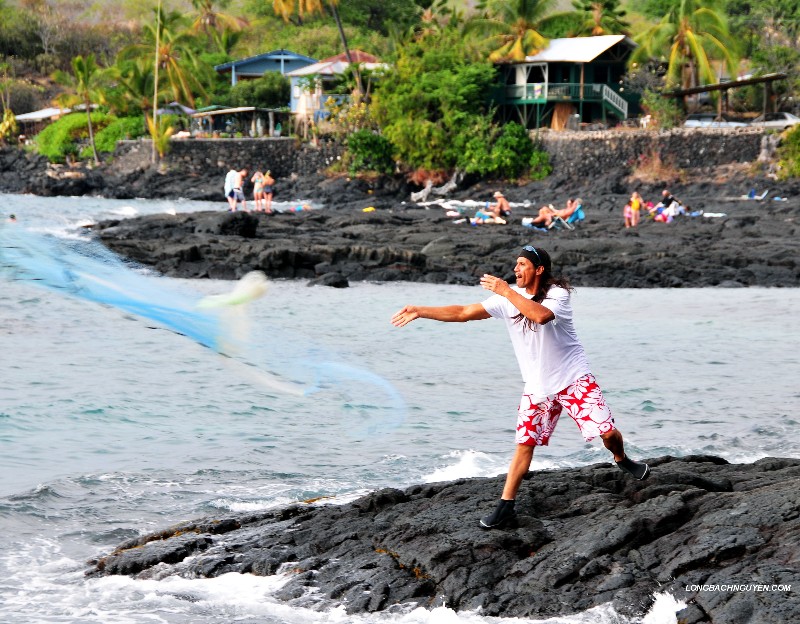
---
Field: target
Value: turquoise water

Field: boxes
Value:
[1,194,798,623]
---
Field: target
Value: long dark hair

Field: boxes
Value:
[513,247,572,332]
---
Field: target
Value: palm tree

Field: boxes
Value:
[149,7,209,106]
[119,6,207,107]
[571,0,629,36]
[272,0,324,23]
[631,0,738,91]
[53,54,106,165]
[467,0,556,63]
[272,0,364,94]
[0,62,18,145]
[190,0,248,45]
[110,60,155,116]
[212,27,244,56]
[146,113,175,160]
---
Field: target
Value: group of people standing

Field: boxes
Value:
[624,189,685,227]
[224,168,275,213]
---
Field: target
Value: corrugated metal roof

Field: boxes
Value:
[524,35,634,63]
[14,107,70,122]
[190,106,285,117]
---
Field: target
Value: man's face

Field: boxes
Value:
[514,257,542,289]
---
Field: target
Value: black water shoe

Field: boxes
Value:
[616,456,651,480]
[480,499,517,529]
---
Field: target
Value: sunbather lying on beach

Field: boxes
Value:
[527,199,581,228]
[471,208,506,225]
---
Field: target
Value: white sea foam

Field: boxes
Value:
[3,193,799,624]
[640,592,687,624]
[422,450,567,483]
[422,450,504,482]
[110,206,138,217]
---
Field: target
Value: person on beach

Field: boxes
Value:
[488,191,512,218]
[528,199,580,228]
[251,170,265,212]
[657,189,684,217]
[263,170,275,213]
[630,192,642,227]
[224,168,248,212]
[471,208,506,225]
[623,200,633,228]
[391,245,650,529]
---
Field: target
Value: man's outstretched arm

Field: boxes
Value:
[391,303,490,327]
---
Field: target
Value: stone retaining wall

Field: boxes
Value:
[538,127,765,178]
[110,127,766,182]
[0,127,770,192]
[111,137,344,180]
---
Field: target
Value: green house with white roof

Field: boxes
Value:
[492,35,637,130]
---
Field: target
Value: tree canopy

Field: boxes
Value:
[372,28,496,171]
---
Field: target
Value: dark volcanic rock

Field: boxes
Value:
[87,456,800,622]
[92,189,800,287]
[3,142,799,287]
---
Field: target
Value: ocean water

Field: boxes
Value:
[1,193,799,624]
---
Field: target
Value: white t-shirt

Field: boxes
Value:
[224,170,237,194]
[481,285,591,400]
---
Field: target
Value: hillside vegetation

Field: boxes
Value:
[1,0,798,178]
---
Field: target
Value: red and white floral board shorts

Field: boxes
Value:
[516,373,615,446]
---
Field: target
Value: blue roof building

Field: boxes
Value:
[214,49,318,86]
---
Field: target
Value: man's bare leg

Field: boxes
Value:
[481,444,535,529]
[502,444,535,500]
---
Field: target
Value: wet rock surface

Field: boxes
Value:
[87,456,800,622]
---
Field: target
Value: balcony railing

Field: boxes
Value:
[495,82,628,118]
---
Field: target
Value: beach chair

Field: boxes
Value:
[566,206,586,225]
[548,215,574,231]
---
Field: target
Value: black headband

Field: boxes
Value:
[520,245,542,265]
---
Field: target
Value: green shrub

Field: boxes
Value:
[641,89,682,129]
[777,124,800,179]
[529,149,553,180]
[89,115,146,154]
[228,72,291,109]
[346,129,394,175]
[459,133,495,176]
[34,111,114,163]
[372,29,496,172]
[456,121,551,180]
[490,122,534,180]
[456,116,497,175]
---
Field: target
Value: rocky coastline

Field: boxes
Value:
[89,166,800,288]
[87,455,800,623]
[90,183,800,288]
[2,136,799,289]
[4,142,799,621]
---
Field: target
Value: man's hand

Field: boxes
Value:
[480,274,511,297]
[391,306,419,327]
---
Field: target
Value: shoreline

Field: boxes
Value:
[2,146,799,288]
[92,176,800,288]
[88,455,800,623]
